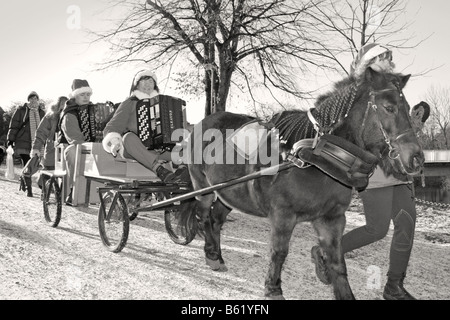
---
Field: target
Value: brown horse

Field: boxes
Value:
[181,68,424,299]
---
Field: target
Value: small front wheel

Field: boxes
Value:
[98,191,129,253]
[43,178,62,228]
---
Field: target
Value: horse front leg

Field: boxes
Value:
[209,200,231,271]
[312,214,355,300]
[197,195,228,272]
[264,214,296,300]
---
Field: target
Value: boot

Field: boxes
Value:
[155,165,189,183]
[310,245,331,285]
[65,188,73,206]
[25,176,33,197]
[383,273,417,300]
[19,176,27,192]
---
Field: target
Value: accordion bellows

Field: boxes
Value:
[78,102,116,142]
[136,95,186,150]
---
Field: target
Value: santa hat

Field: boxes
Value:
[69,79,93,98]
[132,69,157,86]
[27,91,39,101]
[350,43,392,78]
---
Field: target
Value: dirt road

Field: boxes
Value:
[0,172,449,301]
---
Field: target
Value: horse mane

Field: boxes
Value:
[272,76,366,148]
[271,71,410,178]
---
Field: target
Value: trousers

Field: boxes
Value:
[342,184,416,278]
[122,132,173,170]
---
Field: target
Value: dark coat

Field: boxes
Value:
[7,104,45,153]
[32,111,60,167]
[59,99,96,144]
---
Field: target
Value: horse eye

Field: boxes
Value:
[384,104,395,113]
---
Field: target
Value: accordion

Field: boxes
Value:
[78,102,116,142]
[136,95,186,150]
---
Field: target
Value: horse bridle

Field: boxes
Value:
[360,86,416,174]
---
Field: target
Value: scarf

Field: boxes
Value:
[28,104,44,154]
[132,90,158,100]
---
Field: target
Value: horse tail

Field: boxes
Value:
[177,197,205,238]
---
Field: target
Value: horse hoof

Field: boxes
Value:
[218,263,228,272]
[205,257,221,271]
[265,295,285,300]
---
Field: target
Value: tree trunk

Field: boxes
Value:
[204,68,220,116]
[216,66,232,113]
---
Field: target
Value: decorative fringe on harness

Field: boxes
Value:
[271,81,379,189]
[273,83,359,148]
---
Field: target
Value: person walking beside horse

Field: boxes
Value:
[311,43,427,300]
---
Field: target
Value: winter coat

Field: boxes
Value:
[31,111,61,167]
[60,98,96,145]
[103,90,158,140]
[7,103,45,154]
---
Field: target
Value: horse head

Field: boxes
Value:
[335,68,424,177]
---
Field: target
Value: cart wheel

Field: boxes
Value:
[164,197,198,245]
[98,191,129,253]
[43,178,62,228]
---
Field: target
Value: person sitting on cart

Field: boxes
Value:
[59,79,96,205]
[102,68,188,183]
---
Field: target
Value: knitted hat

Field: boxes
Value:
[27,91,39,101]
[132,69,157,86]
[69,79,93,98]
[350,43,392,78]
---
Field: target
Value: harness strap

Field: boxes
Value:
[307,109,321,148]
[307,109,320,132]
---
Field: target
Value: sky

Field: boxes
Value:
[0,0,449,124]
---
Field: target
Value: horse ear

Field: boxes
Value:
[364,67,379,82]
[399,74,411,89]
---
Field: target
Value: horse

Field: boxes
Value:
[179,68,424,300]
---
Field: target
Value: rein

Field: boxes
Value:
[360,87,416,175]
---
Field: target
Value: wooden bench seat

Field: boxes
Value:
[80,142,159,178]
[45,142,167,207]
[72,143,163,206]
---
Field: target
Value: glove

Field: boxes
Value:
[102,132,124,158]
[109,137,124,158]
[30,149,41,158]
[7,141,14,147]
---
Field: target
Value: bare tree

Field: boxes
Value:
[89,0,338,116]
[422,85,450,149]
[305,0,432,76]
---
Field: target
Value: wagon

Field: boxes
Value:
[39,143,200,252]
[39,96,200,252]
